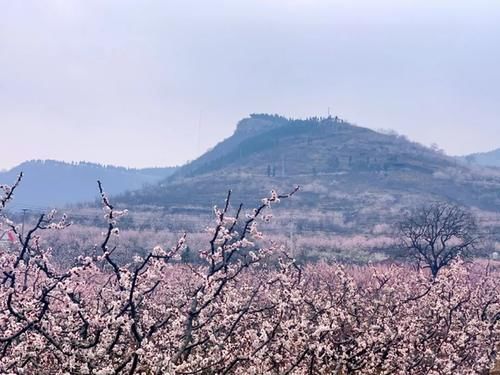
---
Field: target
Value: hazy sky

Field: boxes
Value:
[1,0,499,170]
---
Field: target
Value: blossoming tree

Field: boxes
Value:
[0,174,498,374]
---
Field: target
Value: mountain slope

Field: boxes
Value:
[115,115,500,239]
[119,115,500,223]
[0,160,177,209]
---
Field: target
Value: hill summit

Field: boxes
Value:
[119,114,500,226]
[170,113,451,180]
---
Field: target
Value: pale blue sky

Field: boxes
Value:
[1,0,499,169]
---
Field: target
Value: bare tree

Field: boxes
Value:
[399,202,478,278]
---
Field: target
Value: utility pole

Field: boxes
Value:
[21,208,28,238]
[281,155,285,177]
[196,110,202,156]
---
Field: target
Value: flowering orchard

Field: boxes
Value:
[0,174,499,374]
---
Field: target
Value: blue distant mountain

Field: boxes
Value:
[0,160,177,210]
[459,149,500,168]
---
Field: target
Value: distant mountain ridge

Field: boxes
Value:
[0,160,177,209]
[459,148,500,168]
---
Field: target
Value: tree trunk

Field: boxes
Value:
[491,345,500,375]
